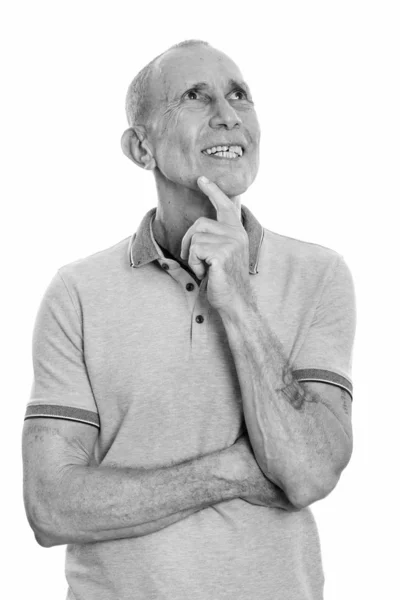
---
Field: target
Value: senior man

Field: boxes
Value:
[22,40,356,600]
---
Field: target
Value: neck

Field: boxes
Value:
[151,171,242,264]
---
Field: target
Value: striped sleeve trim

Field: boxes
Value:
[24,404,100,429]
[292,368,353,400]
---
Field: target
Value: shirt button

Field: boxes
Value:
[161,263,169,270]
[195,315,204,324]
[186,283,194,291]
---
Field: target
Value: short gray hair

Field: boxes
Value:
[125,39,211,127]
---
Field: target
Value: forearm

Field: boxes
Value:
[38,505,201,547]
[220,297,350,505]
[37,448,241,547]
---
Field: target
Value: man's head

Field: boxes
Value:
[122,40,260,197]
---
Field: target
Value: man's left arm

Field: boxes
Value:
[219,294,354,510]
[181,176,356,511]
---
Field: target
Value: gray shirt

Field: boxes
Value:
[25,203,355,600]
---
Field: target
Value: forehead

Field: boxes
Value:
[153,45,244,100]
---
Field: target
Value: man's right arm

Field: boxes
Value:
[22,418,296,548]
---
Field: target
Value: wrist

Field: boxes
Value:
[219,293,257,328]
[211,443,248,497]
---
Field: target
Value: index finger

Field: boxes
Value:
[197,176,241,224]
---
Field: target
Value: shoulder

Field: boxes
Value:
[263,227,340,261]
[257,228,354,307]
[261,227,344,278]
[57,235,132,290]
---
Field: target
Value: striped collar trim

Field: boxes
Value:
[128,204,264,275]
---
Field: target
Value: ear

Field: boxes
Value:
[120,126,156,170]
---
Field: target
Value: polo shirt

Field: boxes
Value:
[25,203,356,600]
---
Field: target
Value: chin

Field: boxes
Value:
[212,172,254,197]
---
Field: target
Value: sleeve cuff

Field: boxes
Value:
[292,368,353,400]
[24,404,100,429]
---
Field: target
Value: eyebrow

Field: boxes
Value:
[228,79,251,95]
[181,79,252,95]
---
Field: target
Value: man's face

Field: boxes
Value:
[146,45,261,197]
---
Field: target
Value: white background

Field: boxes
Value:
[2,1,399,598]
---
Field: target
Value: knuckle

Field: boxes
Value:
[189,244,199,259]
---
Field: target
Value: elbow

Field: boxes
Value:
[286,458,351,510]
[34,530,57,548]
[26,510,58,548]
[32,517,67,548]
[25,497,66,548]
[287,476,339,509]
[290,437,353,510]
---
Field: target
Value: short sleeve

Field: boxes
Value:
[24,270,100,429]
[292,254,357,400]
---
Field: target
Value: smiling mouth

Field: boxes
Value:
[201,145,244,159]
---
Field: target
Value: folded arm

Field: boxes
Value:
[220,298,353,509]
[22,418,296,548]
[22,418,237,547]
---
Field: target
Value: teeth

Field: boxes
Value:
[229,145,243,156]
[215,151,237,158]
[203,145,244,156]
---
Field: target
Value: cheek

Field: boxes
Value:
[252,123,261,147]
[161,109,196,153]
[165,127,198,167]
[240,109,260,143]
[155,128,200,186]
[180,136,197,163]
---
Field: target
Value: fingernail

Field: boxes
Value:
[199,176,209,184]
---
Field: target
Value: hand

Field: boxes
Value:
[229,433,299,511]
[180,176,252,315]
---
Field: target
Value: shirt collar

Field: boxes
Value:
[128,203,264,275]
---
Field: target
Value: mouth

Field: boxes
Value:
[201,144,244,160]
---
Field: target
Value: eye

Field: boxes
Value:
[185,89,200,100]
[229,89,247,100]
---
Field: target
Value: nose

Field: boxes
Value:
[209,97,242,130]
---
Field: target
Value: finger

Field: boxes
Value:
[188,242,217,280]
[188,246,207,280]
[181,221,229,260]
[197,176,241,224]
